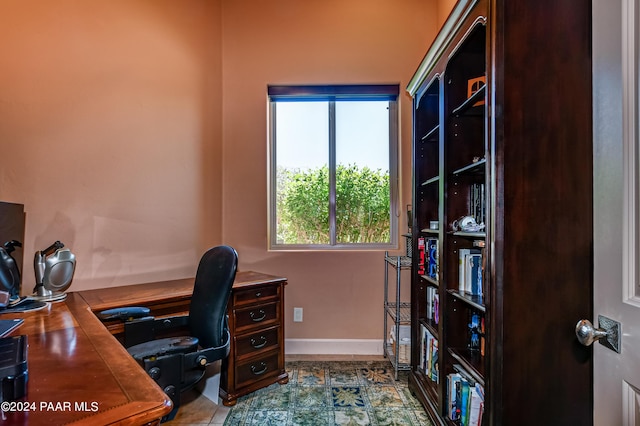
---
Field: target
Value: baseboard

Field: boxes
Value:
[285,338,384,355]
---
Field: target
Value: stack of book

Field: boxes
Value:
[458,248,483,298]
[418,237,439,281]
[419,324,439,383]
[447,369,484,425]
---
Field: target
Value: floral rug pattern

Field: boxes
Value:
[223,360,432,426]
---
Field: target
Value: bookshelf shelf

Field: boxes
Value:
[449,348,485,387]
[451,84,486,117]
[452,158,486,176]
[421,124,440,142]
[419,318,439,338]
[420,229,440,235]
[446,289,485,312]
[421,175,440,186]
[451,231,486,239]
[421,274,439,287]
[407,0,592,424]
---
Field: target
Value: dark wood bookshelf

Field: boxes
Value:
[407,0,593,424]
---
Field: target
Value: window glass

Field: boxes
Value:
[275,102,329,244]
[335,101,391,244]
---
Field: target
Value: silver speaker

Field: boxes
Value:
[32,241,76,302]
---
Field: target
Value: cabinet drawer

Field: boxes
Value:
[233,285,280,307]
[234,301,280,332]
[235,351,281,389]
[235,325,280,360]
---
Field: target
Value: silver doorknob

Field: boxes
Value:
[575,319,608,346]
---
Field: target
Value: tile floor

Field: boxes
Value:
[167,355,391,426]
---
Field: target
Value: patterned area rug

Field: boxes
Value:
[222,360,432,426]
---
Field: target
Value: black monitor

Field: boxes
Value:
[0,202,25,301]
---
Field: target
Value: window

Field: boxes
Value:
[268,85,399,250]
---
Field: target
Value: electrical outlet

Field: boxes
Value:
[293,307,303,322]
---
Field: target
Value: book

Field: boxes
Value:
[480,317,486,356]
[468,313,482,352]
[467,253,482,296]
[427,238,438,280]
[460,380,470,425]
[426,331,433,376]
[0,318,24,337]
[469,182,486,225]
[425,287,439,323]
[430,337,439,383]
[454,379,463,421]
[418,237,426,275]
[419,324,427,372]
[459,248,481,294]
[426,286,433,320]
[459,248,470,293]
[447,373,462,420]
[433,292,439,325]
[468,383,484,426]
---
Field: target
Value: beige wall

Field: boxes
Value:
[0,0,223,290]
[438,0,459,27]
[221,0,438,341]
[0,0,443,347]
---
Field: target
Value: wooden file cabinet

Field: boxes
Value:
[220,274,288,406]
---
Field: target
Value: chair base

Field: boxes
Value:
[128,342,206,423]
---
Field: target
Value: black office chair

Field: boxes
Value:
[101,245,237,421]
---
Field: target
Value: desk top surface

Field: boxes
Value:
[79,270,287,312]
[0,270,285,425]
[0,293,172,425]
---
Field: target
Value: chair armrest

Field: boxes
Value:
[96,306,151,321]
[185,329,231,368]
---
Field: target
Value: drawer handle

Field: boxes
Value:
[255,291,262,297]
[251,362,268,376]
[250,309,266,322]
[250,336,268,349]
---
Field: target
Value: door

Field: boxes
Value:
[593,0,640,424]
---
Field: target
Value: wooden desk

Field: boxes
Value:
[0,293,172,425]
[79,271,289,406]
[0,271,287,424]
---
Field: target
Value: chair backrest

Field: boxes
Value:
[188,245,237,349]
